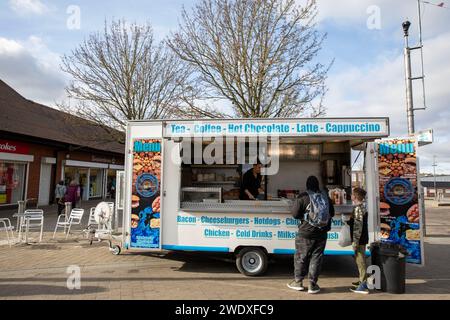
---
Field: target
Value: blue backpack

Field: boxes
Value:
[304,190,331,229]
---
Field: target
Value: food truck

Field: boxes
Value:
[122,118,425,276]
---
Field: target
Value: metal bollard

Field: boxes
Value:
[17,200,26,232]
[18,200,25,214]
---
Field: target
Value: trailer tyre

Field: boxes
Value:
[111,245,121,255]
[236,247,268,276]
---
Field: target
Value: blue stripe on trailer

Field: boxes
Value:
[325,250,356,256]
[272,249,296,255]
[162,245,230,252]
[273,249,371,256]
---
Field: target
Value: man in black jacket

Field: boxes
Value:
[287,176,334,294]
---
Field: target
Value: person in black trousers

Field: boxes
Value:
[287,176,334,294]
[54,181,66,216]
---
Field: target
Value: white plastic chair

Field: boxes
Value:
[87,207,98,228]
[0,218,15,247]
[20,209,44,243]
[104,202,114,230]
[53,208,85,239]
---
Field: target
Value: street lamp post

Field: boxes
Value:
[402,21,415,135]
[402,1,428,136]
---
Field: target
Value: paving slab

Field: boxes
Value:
[0,202,449,300]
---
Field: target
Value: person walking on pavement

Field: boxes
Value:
[348,187,370,294]
[287,176,334,294]
[65,180,80,209]
[54,180,66,216]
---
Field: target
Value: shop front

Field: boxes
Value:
[0,140,32,206]
[62,159,124,201]
[0,143,124,207]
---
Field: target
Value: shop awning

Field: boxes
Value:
[0,152,34,162]
[64,160,109,169]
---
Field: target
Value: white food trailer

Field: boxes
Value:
[121,117,415,276]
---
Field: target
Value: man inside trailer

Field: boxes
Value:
[240,163,264,200]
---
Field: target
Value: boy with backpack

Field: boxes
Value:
[347,187,370,294]
[287,176,334,294]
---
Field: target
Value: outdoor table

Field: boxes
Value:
[12,212,37,244]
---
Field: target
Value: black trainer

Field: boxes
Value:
[308,283,321,294]
[287,280,306,291]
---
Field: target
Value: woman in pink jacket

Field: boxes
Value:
[65,180,80,209]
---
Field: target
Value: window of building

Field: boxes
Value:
[64,167,89,200]
[106,169,117,199]
[89,169,104,198]
[0,161,26,205]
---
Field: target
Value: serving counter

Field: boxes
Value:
[333,202,355,215]
[181,199,293,214]
[181,199,355,215]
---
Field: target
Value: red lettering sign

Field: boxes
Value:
[0,140,29,154]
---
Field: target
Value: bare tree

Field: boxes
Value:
[168,0,331,118]
[60,20,219,143]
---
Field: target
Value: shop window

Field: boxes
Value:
[64,167,89,200]
[106,169,117,199]
[89,169,104,197]
[0,162,26,205]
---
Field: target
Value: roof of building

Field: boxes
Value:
[421,176,450,183]
[0,80,124,154]
[422,181,450,188]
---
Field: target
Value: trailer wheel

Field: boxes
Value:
[236,247,268,276]
[111,245,121,255]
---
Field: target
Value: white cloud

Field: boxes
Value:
[309,0,450,172]
[0,36,67,106]
[9,0,48,15]
[0,38,23,55]
[315,0,449,39]
[324,31,450,173]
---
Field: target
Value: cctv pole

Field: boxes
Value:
[403,21,415,136]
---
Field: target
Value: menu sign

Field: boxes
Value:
[377,138,424,265]
[165,118,389,138]
[130,139,162,249]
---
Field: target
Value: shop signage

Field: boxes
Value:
[0,140,29,155]
[91,155,113,163]
[164,118,389,137]
[377,138,424,265]
[130,139,162,249]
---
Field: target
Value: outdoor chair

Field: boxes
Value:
[20,209,44,242]
[106,202,114,229]
[0,218,15,247]
[53,208,85,240]
[87,207,98,228]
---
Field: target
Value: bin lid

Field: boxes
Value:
[370,241,408,257]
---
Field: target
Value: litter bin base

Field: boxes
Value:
[370,242,407,294]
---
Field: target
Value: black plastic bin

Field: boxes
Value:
[370,241,407,294]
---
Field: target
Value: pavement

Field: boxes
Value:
[0,200,449,300]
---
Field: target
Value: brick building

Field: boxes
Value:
[0,80,125,208]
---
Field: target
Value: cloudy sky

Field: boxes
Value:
[0,0,449,173]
